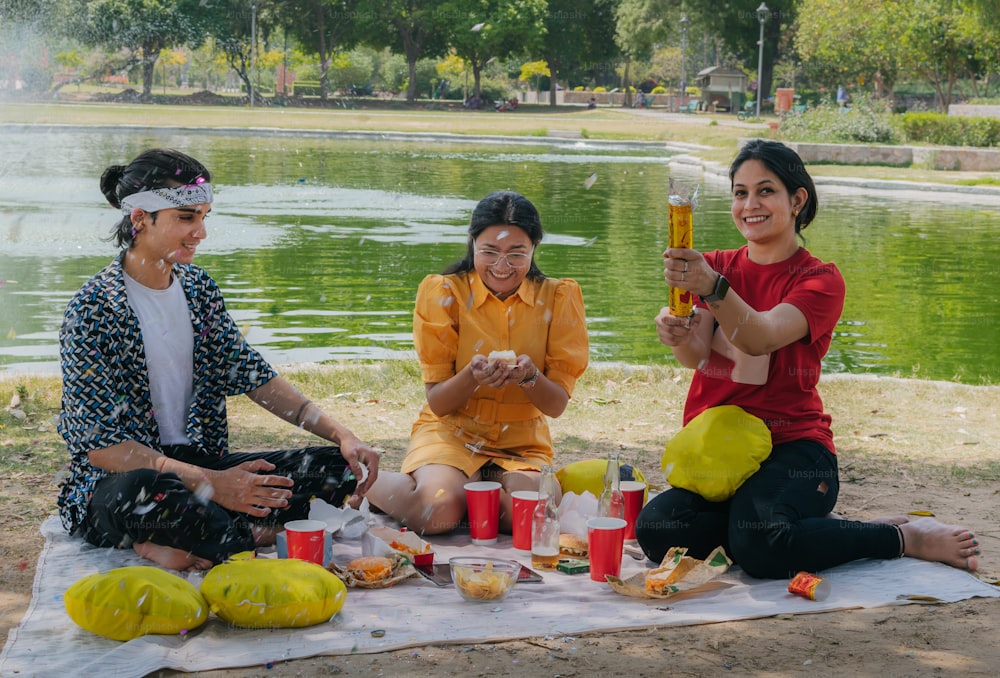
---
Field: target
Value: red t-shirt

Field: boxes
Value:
[684,246,845,452]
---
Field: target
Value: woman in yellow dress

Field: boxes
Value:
[366,191,589,535]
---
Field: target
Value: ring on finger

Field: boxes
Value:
[683,261,689,272]
[681,272,686,282]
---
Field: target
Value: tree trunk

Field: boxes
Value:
[547,59,559,107]
[622,56,631,108]
[402,29,420,102]
[472,63,482,98]
[315,4,330,100]
[140,40,161,103]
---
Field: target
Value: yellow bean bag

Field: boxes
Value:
[556,459,648,501]
[661,405,772,502]
[64,566,208,641]
[200,558,347,629]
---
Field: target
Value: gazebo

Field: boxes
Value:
[695,66,748,112]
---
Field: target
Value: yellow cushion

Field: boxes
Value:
[556,459,648,501]
[64,566,208,641]
[200,558,347,629]
[661,405,772,502]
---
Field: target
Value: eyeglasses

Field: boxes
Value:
[475,249,532,268]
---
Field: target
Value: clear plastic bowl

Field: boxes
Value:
[449,556,520,602]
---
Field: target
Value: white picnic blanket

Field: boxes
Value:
[2,516,998,677]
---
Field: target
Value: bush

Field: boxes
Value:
[900,112,1000,147]
[593,86,607,93]
[778,93,899,144]
[651,86,667,94]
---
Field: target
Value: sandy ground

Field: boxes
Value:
[2,371,998,678]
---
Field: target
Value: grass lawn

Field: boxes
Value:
[2,96,998,187]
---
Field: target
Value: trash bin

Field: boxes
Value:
[775,88,794,114]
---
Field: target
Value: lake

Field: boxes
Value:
[1,126,998,384]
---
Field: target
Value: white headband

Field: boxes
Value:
[119,182,214,215]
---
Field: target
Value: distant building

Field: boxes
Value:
[695,66,748,112]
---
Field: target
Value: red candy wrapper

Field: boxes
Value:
[788,571,830,601]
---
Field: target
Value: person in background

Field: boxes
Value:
[57,148,379,571]
[365,191,588,534]
[837,86,848,109]
[637,139,980,578]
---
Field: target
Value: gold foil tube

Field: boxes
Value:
[668,199,694,317]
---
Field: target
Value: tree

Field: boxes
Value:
[438,0,546,98]
[614,0,670,106]
[205,0,283,104]
[519,60,549,100]
[279,0,362,99]
[541,0,621,106]
[73,0,211,101]
[795,0,908,98]
[899,0,992,109]
[680,0,797,109]
[362,0,448,102]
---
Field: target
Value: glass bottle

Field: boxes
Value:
[531,465,561,570]
[598,451,625,519]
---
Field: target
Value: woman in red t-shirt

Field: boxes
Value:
[636,140,981,578]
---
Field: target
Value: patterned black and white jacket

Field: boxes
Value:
[56,253,276,534]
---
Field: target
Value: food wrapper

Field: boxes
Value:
[328,552,417,589]
[556,490,598,538]
[606,546,732,599]
[367,526,435,567]
[308,498,368,539]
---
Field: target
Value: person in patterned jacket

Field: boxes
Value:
[57,148,380,571]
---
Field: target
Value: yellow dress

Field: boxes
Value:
[401,272,589,475]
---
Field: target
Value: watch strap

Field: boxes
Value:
[700,275,730,304]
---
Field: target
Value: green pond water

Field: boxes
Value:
[1,127,998,384]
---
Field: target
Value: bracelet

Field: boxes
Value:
[518,367,540,390]
[893,524,906,558]
[294,400,312,426]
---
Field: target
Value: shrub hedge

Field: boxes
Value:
[900,113,1000,147]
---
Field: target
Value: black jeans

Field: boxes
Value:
[635,440,900,578]
[82,445,356,564]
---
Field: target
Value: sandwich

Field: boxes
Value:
[346,556,393,582]
[644,559,698,595]
[559,533,589,558]
[487,350,517,367]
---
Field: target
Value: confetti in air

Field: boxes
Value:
[584,173,598,189]
[471,22,485,31]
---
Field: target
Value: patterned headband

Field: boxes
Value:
[119,182,214,215]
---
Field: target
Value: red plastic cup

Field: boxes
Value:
[510,490,539,552]
[465,481,502,545]
[620,480,646,540]
[284,519,327,565]
[587,517,627,582]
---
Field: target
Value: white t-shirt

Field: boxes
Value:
[123,271,194,445]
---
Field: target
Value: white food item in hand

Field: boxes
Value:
[487,350,517,366]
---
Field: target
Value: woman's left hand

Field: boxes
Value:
[470,353,518,389]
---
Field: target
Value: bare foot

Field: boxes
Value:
[898,518,980,571]
[870,515,910,526]
[133,541,213,571]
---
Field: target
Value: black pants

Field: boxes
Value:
[81,445,356,564]
[635,440,900,579]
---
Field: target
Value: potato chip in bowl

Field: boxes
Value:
[449,557,519,602]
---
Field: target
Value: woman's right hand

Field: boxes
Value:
[655,306,703,347]
[469,353,512,389]
[206,459,294,517]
